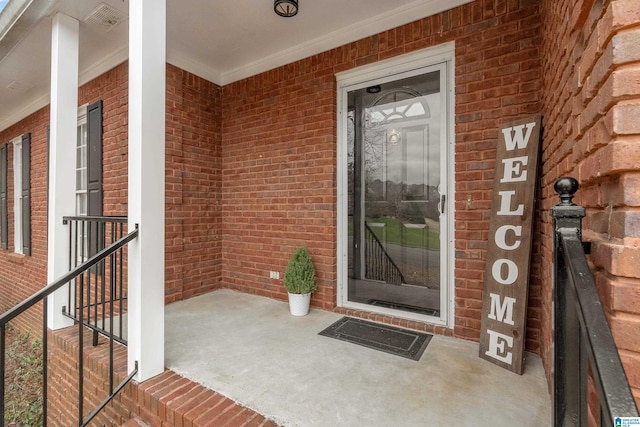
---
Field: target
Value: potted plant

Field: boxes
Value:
[283,246,317,316]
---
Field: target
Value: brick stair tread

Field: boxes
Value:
[120,418,151,427]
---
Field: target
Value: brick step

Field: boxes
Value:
[120,417,151,427]
[133,370,280,427]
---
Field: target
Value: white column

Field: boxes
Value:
[47,13,79,330]
[128,0,166,381]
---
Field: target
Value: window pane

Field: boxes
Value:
[76,169,87,191]
[76,193,87,216]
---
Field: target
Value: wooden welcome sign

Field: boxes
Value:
[479,115,542,374]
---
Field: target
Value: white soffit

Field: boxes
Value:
[0,0,474,132]
[173,0,474,86]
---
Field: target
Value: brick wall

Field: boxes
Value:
[0,63,222,334]
[164,64,222,303]
[0,108,49,336]
[79,64,129,217]
[221,0,543,347]
[539,0,640,411]
[46,327,131,425]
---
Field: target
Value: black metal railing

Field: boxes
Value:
[364,221,405,285]
[0,222,139,427]
[63,216,128,346]
[552,177,639,426]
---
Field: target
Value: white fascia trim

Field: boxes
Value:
[221,0,472,85]
[0,0,56,57]
[167,48,223,86]
[0,0,32,39]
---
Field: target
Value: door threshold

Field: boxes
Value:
[369,299,440,317]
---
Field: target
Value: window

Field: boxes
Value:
[13,136,23,253]
[76,110,88,217]
[1,134,30,254]
[75,101,103,262]
[75,110,89,261]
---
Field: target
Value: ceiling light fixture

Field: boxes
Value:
[274,0,298,17]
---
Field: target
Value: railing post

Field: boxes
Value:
[551,177,585,236]
[551,177,586,427]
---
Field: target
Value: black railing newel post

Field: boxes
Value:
[552,177,586,427]
[551,177,586,235]
[551,177,639,427]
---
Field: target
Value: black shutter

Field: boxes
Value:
[0,145,7,250]
[21,133,31,256]
[86,101,103,257]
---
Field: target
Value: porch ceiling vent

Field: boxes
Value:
[85,3,127,32]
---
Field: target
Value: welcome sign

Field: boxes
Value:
[479,115,542,374]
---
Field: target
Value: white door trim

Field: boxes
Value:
[336,42,456,328]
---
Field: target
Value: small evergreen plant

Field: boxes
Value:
[283,246,317,294]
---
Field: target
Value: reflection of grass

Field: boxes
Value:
[368,216,440,250]
[348,216,439,250]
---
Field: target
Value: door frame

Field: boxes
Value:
[335,42,456,327]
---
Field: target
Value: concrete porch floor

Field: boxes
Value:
[165,289,551,427]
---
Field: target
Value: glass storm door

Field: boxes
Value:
[344,65,448,321]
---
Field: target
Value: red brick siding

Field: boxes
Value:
[0,63,222,333]
[0,108,50,336]
[79,64,130,217]
[221,0,543,347]
[453,1,543,348]
[46,327,132,425]
[165,64,222,303]
[78,62,223,304]
[540,0,640,408]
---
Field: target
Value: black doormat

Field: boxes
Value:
[318,317,432,361]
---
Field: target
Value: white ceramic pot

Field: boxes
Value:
[288,292,311,316]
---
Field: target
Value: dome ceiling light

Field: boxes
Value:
[274,0,298,17]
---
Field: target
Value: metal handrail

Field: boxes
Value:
[552,177,639,426]
[0,224,138,427]
[364,221,406,285]
[81,361,138,427]
[0,226,137,326]
[62,216,129,346]
[63,215,128,223]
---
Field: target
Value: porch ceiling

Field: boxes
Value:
[0,0,472,133]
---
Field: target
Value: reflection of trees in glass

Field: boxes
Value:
[366,182,439,224]
[349,89,440,224]
[346,110,387,182]
[347,110,387,218]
